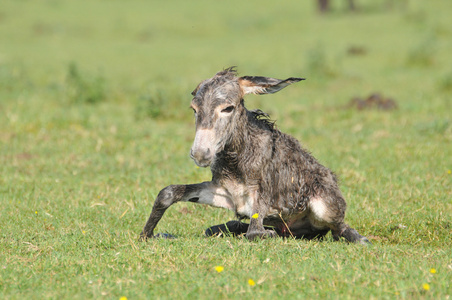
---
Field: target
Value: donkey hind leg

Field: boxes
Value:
[140,182,232,240]
[332,224,371,245]
[297,228,330,240]
[205,221,249,237]
[309,196,371,245]
[329,198,371,245]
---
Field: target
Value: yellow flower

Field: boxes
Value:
[215,266,224,273]
[119,297,127,300]
[422,283,430,291]
[35,211,38,215]
[251,213,259,219]
[430,268,436,274]
[248,279,256,286]
[82,230,86,235]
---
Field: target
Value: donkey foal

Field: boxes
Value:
[141,68,370,245]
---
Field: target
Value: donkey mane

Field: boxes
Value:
[217,66,238,77]
[249,109,276,131]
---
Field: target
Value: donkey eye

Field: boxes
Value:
[221,106,234,113]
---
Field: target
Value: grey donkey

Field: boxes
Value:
[141,68,370,245]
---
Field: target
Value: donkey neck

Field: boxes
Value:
[226,108,272,153]
[212,108,273,180]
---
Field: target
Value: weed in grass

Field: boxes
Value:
[305,44,337,79]
[438,71,452,92]
[65,62,106,104]
[0,63,33,93]
[135,82,189,120]
[136,89,165,119]
[406,36,436,67]
[415,119,451,137]
[305,44,328,76]
[404,10,428,26]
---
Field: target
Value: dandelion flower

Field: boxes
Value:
[215,266,224,273]
[119,297,127,300]
[251,213,259,219]
[248,279,256,286]
[422,283,430,291]
[448,170,451,174]
[430,268,436,274]
[35,211,38,215]
[82,230,86,235]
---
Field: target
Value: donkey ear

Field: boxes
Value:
[238,76,305,95]
[191,82,202,96]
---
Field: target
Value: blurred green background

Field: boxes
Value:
[1,0,451,298]
[2,0,451,102]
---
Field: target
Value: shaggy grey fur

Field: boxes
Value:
[141,68,370,244]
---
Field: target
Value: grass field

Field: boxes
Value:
[1,0,451,298]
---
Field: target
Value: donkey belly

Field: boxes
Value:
[264,203,332,239]
[288,215,330,238]
[220,180,254,218]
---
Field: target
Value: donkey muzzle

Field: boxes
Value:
[190,148,212,167]
[191,129,215,167]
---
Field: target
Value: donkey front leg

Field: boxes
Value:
[246,214,278,240]
[245,191,277,241]
[140,182,232,240]
[205,220,250,237]
[205,221,278,238]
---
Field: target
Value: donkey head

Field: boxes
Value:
[189,68,304,167]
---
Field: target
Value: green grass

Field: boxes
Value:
[1,0,451,298]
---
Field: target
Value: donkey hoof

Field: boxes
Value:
[246,229,277,241]
[139,232,176,241]
[155,233,176,239]
[205,220,248,237]
[359,236,372,245]
[139,231,153,241]
[205,224,229,237]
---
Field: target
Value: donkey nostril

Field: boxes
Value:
[190,146,213,166]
